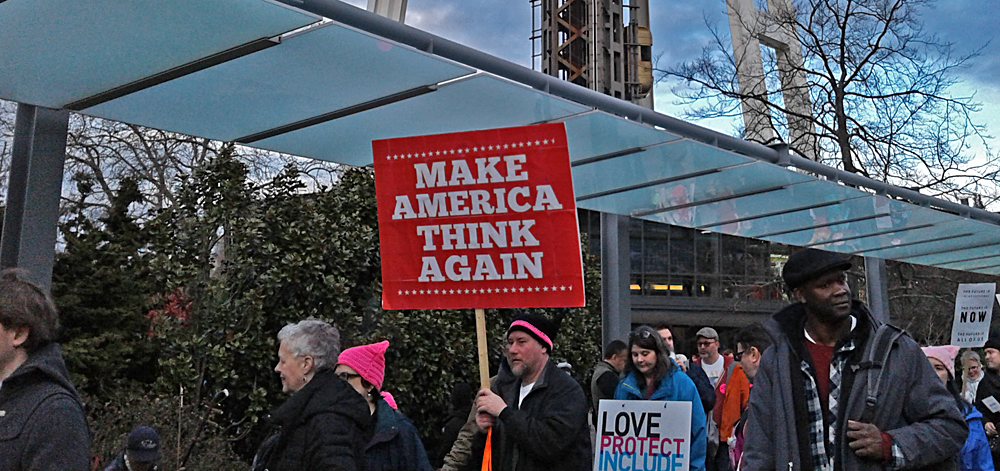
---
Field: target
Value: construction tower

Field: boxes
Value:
[532,0,653,107]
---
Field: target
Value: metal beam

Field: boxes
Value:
[65,38,281,111]
[0,104,69,292]
[600,212,632,346]
[276,0,1000,229]
[864,257,890,323]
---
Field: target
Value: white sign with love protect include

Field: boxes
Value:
[594,400,691,471]
[950,283,998,347]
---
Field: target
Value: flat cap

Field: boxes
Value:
[782,249,852,290]
[696,327,719,340]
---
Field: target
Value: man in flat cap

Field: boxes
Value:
[741,249,967,471]
[472,313,591,471]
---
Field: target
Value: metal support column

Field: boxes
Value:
[1,104,70,292]
[864,256,890,323]
[601,212,632,346]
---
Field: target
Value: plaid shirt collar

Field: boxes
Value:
[799,316,859,471]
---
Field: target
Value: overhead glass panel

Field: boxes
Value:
[572,139,755,201]
[936,255,1000,271]
[902,244,1000,266]
[760,205,956,249]
[562,112,681,163]
[0,0,318,108]
[803,217,983,255]
[735,195,917,239]
[857,217,1000,261]
[251,75,591,166]
[689,180,867,237]
[577,159,813,226]
[83,23,474,142]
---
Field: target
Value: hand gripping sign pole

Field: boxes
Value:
[373,123,585,471]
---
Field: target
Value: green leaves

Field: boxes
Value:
[56,154,603,466]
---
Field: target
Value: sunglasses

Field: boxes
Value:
[733,350,745,361]
[629,330,654,340]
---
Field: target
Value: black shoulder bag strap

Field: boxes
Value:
[854,324,905,423]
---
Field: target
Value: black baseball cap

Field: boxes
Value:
[126,426,159,462]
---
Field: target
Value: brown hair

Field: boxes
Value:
[0,269,59,352]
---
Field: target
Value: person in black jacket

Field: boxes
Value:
[0,270,90,471]
[435,382,475,467]
[335,340,433,471]
[590,340,626,425]
[473,313,591,471]
[252,319,371,471]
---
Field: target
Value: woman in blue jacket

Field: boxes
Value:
[615,325,707,471]
[923,346,994,471]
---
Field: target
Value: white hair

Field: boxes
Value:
[277,319,341,370]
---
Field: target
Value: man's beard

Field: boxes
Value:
[512,362,529,378]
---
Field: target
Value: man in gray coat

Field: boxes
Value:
[0,270,90,471]
[741,249,966,471]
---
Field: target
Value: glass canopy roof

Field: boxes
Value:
[2,0,998,276]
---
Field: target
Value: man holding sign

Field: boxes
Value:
[472,313,591,471]
[742,249,967,471]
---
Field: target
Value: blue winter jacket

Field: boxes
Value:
[364,397,433,471]
[614,365,707,471]
[961,405,994,471]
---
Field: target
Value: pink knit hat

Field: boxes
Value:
[337,340,389,390]
[922,345,960,379]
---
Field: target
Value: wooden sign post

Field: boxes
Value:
[373,122,585,389]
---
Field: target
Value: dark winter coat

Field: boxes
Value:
[686,361,716,414]
[471,360,592,471]
[365,397,433,471]
[742,300,967,471]
[435,407,471,468]
[0,343,90,471]
[252,368,372,471]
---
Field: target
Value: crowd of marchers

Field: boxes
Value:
[0,248,997,470]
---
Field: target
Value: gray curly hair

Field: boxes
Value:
[277,319,341,371]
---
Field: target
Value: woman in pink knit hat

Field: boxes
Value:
[336,341,432,471]
[923,345,994,471]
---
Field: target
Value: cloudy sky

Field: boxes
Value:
[340,0,1000,152]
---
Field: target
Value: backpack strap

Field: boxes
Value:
[853,323,904,423]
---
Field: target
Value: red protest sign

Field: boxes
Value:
[373,123,585,310]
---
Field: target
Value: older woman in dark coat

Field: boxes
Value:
[252,319,372,471]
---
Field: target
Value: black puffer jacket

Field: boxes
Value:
[365,397,433,471]
[470,360,592,471]
[0,343,90,471]
[253,368,372,471]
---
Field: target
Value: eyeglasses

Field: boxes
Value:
[696,340,717,347]
[733,350,745,361]
[337,372,361,381]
